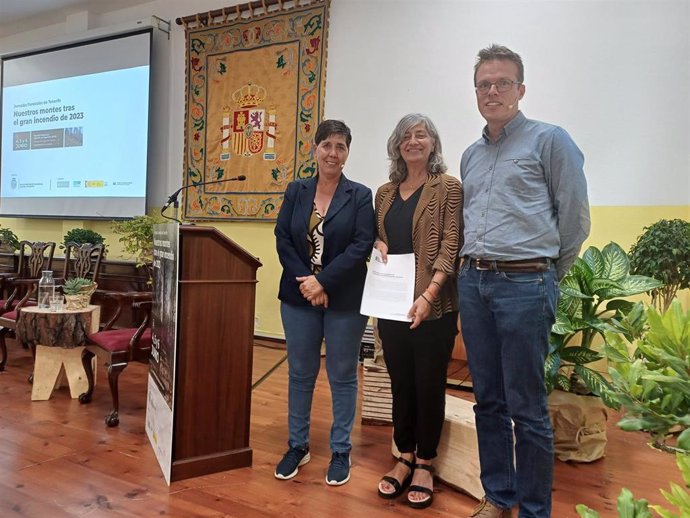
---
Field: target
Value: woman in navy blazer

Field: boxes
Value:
[274,120,375,486]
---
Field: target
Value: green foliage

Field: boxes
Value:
[546,242,662,404]
[62,228,106,250]
[629,219,690,312]
[0,226,20,251]
[650,454,690,517]
[604,301,690,453]
[577,488,652,518]
[111,215,164,268]
[577,455,690,518]
[577,300,690,518]
[62,277,94,295]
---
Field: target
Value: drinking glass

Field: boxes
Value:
[49,295,64,312]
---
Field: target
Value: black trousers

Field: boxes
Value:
[377,311,458,460]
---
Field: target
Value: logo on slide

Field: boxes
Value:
[12,132,30,151]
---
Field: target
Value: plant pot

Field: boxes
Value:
[548,390,608,462]
[63,283,97,310]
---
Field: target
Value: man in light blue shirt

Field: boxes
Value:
[458,45,590,518]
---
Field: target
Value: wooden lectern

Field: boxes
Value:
[169,226,261,481]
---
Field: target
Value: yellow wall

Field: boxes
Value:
[586,205,690,251]
[0,215,285,337]
[0,218,124,257]
[2,203,688,338]
[586,205,690,307]
[211,222,282,338]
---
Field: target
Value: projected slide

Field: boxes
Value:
[0,29,151,218]
[2,66,149,199]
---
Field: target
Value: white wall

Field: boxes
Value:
[326,0,690,207]
[1,0,689,209]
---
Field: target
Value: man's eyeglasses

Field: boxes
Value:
[475,79,521,94]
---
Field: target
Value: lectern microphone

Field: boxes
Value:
[161,175,247,223]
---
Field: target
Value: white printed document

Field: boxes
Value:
[360,248,415,322]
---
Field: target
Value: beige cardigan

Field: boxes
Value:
[375,173,463,320]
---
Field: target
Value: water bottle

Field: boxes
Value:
[37,270,55,309]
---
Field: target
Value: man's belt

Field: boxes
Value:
[465,257,551,272]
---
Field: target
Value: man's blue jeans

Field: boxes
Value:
[457,261,558,518]
[280,302,367,454]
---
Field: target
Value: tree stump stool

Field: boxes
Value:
[17,305,100,400]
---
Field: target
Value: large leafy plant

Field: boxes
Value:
[629,218,690,312]
[545,242,662,403]
[576,300,690,518]
[604,300,690,453]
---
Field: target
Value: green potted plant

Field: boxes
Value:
[62,228,106,250]
[604,300,690,453]
[111,215,164,282]
[547,242,663,397]
[576,300,690,518]
[0,226,20,253]
[546,242,662,461]
[628,218,690,312]
[62,276,97,310]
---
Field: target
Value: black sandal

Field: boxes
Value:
[407,463,434,509]
[377,455,415,499]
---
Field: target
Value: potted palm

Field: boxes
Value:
[628,218,690,312]
[546,242,662,461]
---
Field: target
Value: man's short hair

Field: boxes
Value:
[474,44,524,84]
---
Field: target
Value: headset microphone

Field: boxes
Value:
[507,92,521,110]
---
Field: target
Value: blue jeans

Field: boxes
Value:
[457,261,558,518]
[281,302,367,454]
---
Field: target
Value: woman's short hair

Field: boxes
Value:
[387,113,447,183]
[315,119,352,149]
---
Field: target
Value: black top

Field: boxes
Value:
[384,186,422,254]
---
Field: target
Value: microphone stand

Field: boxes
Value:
[160,176,246,223]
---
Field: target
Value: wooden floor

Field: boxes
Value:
[0,342,683,518]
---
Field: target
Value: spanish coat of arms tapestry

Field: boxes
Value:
[182,0,330,221]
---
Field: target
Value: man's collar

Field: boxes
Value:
[482,111,527,143]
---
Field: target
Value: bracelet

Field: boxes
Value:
[430,280,442,289]
[420,293,432,306]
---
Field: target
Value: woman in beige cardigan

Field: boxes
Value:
[375,113,463,509]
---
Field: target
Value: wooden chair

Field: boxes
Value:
[0,241,56,371]
[57,242,104,286]
[79,291,153,427]
[0,240,19,300]
[0,241,56,313]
